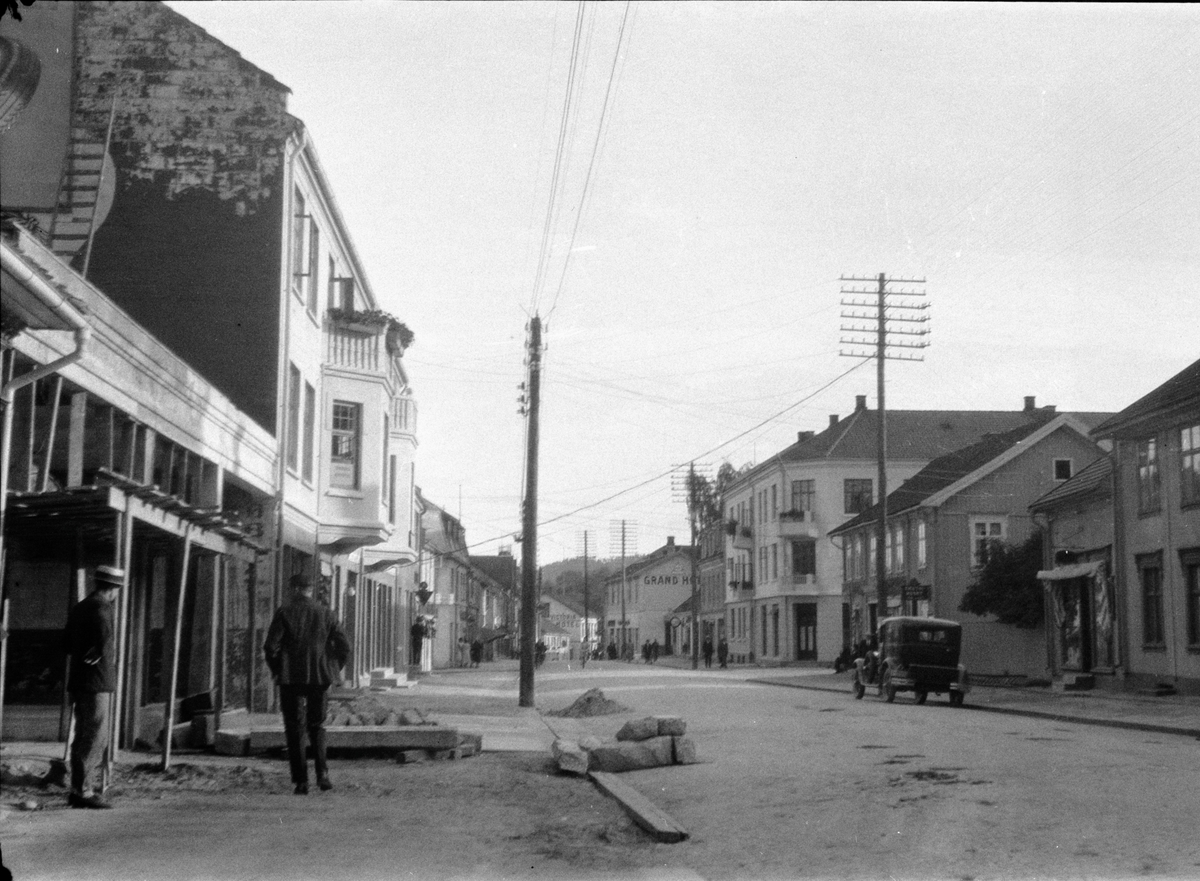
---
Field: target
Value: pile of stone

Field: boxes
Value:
[545,687,631,718]
[553,715,698,775]
[324,696,432,728]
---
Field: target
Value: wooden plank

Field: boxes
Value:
[246,725,460,753]
[589,771,689,843]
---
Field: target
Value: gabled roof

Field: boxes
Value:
[601,542,695,585]
[829,413,1097,535]
[470,554,519,591]
[1091,358,1200,440]
[540,593,588,618]
[732,402,1099,489]
[1029,454,1113,512]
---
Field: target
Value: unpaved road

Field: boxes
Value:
[4,663,1199,880]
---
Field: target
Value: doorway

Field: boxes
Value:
[794,603,817,661]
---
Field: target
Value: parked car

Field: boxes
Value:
[852,616,970,706]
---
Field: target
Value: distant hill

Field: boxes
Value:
[539,555,645,617]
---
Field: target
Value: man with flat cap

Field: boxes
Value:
[63,564,124,809]
[264,572,350,794]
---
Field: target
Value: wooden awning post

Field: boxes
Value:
[105,508,134,787]
[161,526,192,771]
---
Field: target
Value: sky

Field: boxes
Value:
[165,1,1200,563]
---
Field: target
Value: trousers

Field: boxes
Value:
[279,684,329,785]
[70,691,110,796]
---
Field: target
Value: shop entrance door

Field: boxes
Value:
[794,603,817,661]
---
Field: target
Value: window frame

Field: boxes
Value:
[1137,552,1165,648]
[1181,425,1200,508]
[1181,548,1200,648]
[969,517,1007,570]
[917,520,927,570]
[302,381,315,484]
[330,400,362,490]
[1053,458,1073,481]
[1136,436,1162,514]
[844,478,873,514]
[791,479,815,513]
[286,363,301,473]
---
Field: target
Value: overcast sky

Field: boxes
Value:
[167,1,1199,563]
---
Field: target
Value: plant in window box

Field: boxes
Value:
[739,526,753,538]
[327,307,415,355]
[780,509,807,521]
[724,519,738,536]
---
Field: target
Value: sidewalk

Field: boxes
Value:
[750,668,1200,739]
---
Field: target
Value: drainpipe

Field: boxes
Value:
[0,242,91,742]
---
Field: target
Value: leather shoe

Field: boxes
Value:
[317,776,333,792]
[69,793,112,809]
[294,783,309,795]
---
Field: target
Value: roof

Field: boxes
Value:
[829,413,1094,535]
[732,403,1104,488]
[470,554,519,591]
[601,542,695,585]
[540,593,588,618]
[1029,454,1113,512]
[1091,358,1200,440]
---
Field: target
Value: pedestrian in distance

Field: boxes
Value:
[470,637,483,668]
[410,617,426,666]
[702,636,714,669]
[717,636,729,668]
[63,565,124,809]
[264,573,350,795]
[650,639,660,663]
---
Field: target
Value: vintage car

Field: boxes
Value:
[852,616,970,706]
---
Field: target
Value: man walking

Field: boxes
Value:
[63,565,124,809]
[264,573,350,794]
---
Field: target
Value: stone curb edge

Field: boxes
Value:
[750,678,1200,740]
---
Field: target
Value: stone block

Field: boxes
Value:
[615,717,659,742]
[588,736,675,773]
[673,736,698,765]
[399,709,428,726]
[552,739,590,776]
[214,730,249,757]
[656,716,686,737]
[578,735,604,752]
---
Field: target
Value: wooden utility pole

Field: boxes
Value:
[581,531,590,669]
[518,316,542,708]
[840,274,928,630]
[689,463,700,670]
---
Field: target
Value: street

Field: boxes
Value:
[3,662,1199,880]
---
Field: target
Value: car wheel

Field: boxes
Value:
[915,689,928,705]
[883,670,897,703]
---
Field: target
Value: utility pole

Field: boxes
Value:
[608,519,636,661]
[671,463,710,670]
[518,316,542,708]
[840,273,928,631]
[580,530,590,669]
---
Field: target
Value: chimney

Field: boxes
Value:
[797,430,814,443]
[829,414,839,427]
[856,395,867,411]
[1024,396,1036,412]
[666,536,675,547]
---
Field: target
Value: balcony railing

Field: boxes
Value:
[778,510,818,538]
[392,394,417,435]
[326,321,388,373]
[732,527,754,550]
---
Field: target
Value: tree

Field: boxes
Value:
[958,531,1045,628]
[687,461,741,531]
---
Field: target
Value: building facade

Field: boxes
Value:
[602,537,695,658]
[831,413,1111,677]
[722,394,1074,666]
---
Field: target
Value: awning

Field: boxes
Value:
[1037,560,1105,581]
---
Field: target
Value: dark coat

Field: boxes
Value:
[64,593,116,694]
[264,594,351,687]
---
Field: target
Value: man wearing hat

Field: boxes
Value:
[63,564,124,809]
[264,572,350,794]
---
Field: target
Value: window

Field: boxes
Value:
[1138,553,1164,646]
[302,382,315,482]
[381,414,389,509]
[759,547,767,581]
[893,523,905,570]
[917,521,927,569]
[770,544,777,580]
[330,401,361,489]
[327,256,338,309]
[1182,426,1200,507]
[970,518,1006,569]
[885,527,894,573]
[286,364,301,471]
[306,221,320,313]
[791,479,815,512]
[1137,437,1161,513]
[1054,458,1073,481]
[1183,550,1200,647]
[770,484,778,520]
[291,189,307,287]
[845,479,872,514]
[792,540,816,577]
